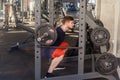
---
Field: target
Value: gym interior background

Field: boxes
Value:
[0,0,120,80]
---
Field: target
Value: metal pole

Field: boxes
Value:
[95,0,101,19]
[0,0,1,10]
[78,0,86,74]
[4,2,10,31]
[35,0,41,80]
[49,0,54,26]
[21,0,24,22]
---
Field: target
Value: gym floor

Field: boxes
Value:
[0,23,120,80]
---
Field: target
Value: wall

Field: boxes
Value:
[117,1,120,55]
[95,0,120,55]
[100,0,115,40]
[96,0,120,40]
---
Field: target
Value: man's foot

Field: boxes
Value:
[44,73,54,78]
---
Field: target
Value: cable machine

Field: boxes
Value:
[34,0,120,80]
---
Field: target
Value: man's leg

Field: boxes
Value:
[48,48,68,73]
[48,55,64,73]
[45,42,69,77]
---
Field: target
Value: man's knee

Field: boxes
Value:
[60,55,64,60]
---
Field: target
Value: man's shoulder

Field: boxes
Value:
[56,27,64,34]
[56,27,61,31]
[56,26,61,29]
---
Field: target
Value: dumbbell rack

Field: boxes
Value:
[34,0,118,80]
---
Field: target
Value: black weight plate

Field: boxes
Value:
[36,23,57,46]
[90,27,110,46]
[95,53,118,75]
[95,19,104,27]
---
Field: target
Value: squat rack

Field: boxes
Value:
[34,0,118,80]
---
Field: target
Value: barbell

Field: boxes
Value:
[35,23,82,49]
[36,23,57,46]
[36,24,110,47]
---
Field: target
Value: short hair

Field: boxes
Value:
[62,16,74,24]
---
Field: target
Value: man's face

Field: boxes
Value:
[66,21,74,29]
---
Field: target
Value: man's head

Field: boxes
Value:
[62,16,74,29]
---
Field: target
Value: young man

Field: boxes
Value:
[44,16,74,78]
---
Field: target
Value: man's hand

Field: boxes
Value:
[46,40,53,45]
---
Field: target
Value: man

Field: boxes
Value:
[44,16,74,78]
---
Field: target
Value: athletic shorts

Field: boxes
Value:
[41,42,69,58]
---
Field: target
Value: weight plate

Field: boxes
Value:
[95,19,104,27]
[90,27,110,46]
[95,53,118,75]
[36,23,57,46]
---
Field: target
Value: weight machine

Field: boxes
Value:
[2,1,22,30]
[9,0,65,51]
[35,0,120,80]
[3,2,11,31]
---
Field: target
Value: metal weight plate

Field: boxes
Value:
[95,53,118,75]
[90,27,110,46]
[36,23,57,46]
[95,19,104,27]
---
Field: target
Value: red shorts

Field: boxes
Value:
[51,42,69,58]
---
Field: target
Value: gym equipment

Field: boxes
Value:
[9,23,35,52]
[34,0,119,80]
[90,27,110,46]
[95,19,104,27]
[95,53,118,75]
[36,23,57,46]
[17,23,35,33]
